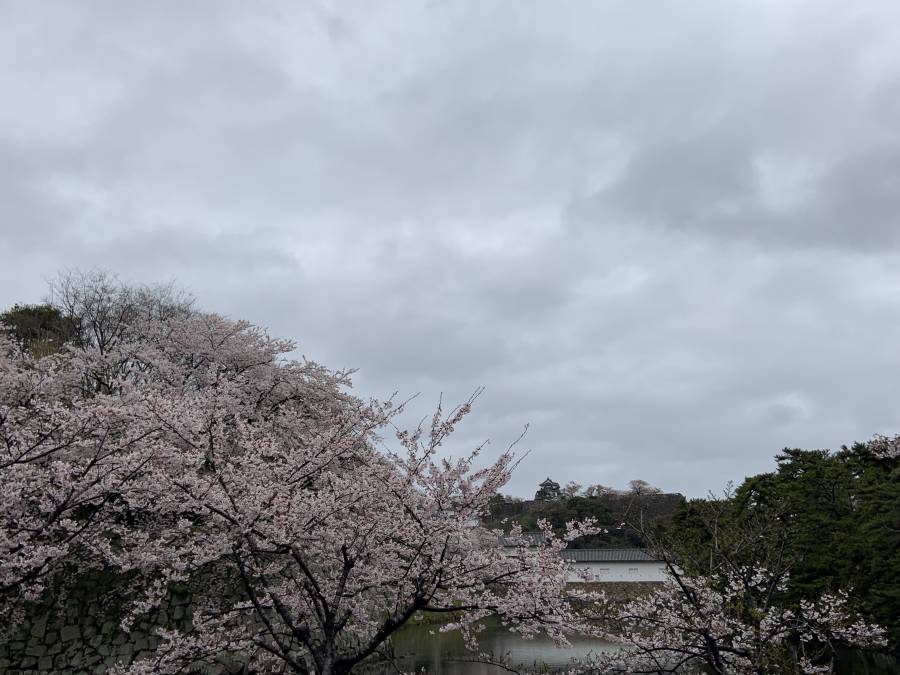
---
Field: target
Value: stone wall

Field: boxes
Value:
[0,569,196,675]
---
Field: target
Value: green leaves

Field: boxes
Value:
[0,304,80,357]
[667,443,900,647]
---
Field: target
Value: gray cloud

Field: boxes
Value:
[2,0,900,497]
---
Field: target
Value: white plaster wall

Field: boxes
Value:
[566,561,667,583]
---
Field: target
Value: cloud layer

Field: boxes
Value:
[3,0,900,496]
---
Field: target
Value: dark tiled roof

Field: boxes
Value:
[498,532,548,547]
[560,548,660,562]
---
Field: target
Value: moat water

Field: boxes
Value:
[373,618,900,674]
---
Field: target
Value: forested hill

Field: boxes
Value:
[484,492,685,549]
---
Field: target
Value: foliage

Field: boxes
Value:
[485,491,682,549]
[0,303,79,356]
[47,269,194,355]
[598,569,886,674]
[767,444,900,646]
[1,276,602,675]
[562,481,582,497]
[0,331,147,619]
[628,478,662,495]
[597,486,888,674]
[665,444,900,647]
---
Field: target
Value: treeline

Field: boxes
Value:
[663,442,900,648]
[485,490,684,549]
[1,270,193,358]
[486,446,899,650]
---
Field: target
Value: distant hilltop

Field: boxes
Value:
[532,477,672,502]
[486,480,685,549]
[489,489,685,521]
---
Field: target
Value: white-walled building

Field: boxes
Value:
[561,548,667,583]
[496,533,669,583]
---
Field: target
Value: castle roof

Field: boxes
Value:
[560,548,660,562]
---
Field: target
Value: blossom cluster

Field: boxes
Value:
[591,566,886,674]
[1,311,600,674]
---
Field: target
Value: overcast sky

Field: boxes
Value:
[2,1,900,497]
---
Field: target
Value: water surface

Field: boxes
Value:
[376,618,899,674]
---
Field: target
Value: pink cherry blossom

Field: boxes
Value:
[3,311,602,674]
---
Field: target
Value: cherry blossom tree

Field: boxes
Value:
[867,433,900,460]
[627,479,662,496]
[562,481,583,497]
[47,269,193,355]
[0,333,155,629]
[3,284,602,674]
[582,484,613,498]
[591,488,887,674]
[1,273,199,629]
[599,568,886,674]
[96,314,602,674]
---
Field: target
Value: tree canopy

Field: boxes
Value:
[0,276,601,675]
[0,303,79,357]
[661,441,900,651]
[1,273,896,674]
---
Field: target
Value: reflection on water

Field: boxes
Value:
[833,649,900,675]
[383,617,618,674]
[371,617,899,675]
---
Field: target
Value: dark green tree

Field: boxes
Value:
[665,442,900,648]
[0,303,80,356]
